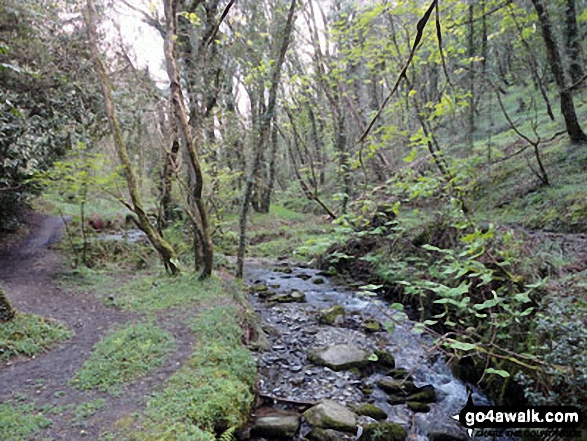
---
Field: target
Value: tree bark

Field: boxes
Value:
[236,0,297,278]
[531,0,587,144]
[85,0,180,275]
[564,0,584,84]
[163,0,214,279]
[0,284,15,322]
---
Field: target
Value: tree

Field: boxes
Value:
[85,0,180,274]
[163,0,215,279]
[530,0,587,144]
[0,284,16,322]
[236,0,297,278]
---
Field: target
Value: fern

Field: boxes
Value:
[218,426,236,441]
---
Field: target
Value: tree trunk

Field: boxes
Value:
[564,0,584,83]
[531,0,587,144]
[260,121,279,213]
[0,284,15,322]
[163,0,214,279]
[85,0,180,275]
[236,0,297,278]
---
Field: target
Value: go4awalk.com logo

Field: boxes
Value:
[453,392,583,438]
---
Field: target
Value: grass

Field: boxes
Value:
[116,305,256,441]
[70,323,175,395]
[106,274,224,312]
[73,399,106,423]
[0,313,73,360]
[0,401,52,441]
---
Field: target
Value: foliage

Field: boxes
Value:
[119,305,256,440]
[0,313,73,360]
[73,399,106,423]
[0,402,52,441]
[71,323,175,394]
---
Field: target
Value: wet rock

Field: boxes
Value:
[350,403,387,421]
[386,368,411,379]
[297,274,312,281]
[319,306,345,325]
[306,427,349,441]
[258,289,275,299]
[373,349,395,368]
[270,284,281,289]
[364,319,382,333]
[407,384,437,403]
[428,432,468,441]
[387,394,406,405]
[273,290,306,303]
[361,422,407,441]
[312,277,325,285]
[308,344,371,371]
[251,283,269,293]
[302,400,358,433]
[376,377,416,394]
[251,414,300,439]
[407,401,430,412]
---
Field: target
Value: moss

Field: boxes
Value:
[351,403,387,421]
[362,422,407,441]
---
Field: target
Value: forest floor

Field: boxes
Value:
[0,212,254,441]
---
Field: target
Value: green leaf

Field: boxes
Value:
[485,368,510,378]
[368,354,379,362]
[447,341,477,351]
[390,303,404,311]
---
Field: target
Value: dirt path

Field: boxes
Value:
[0,213,194,439]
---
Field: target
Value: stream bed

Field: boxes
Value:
[243,259,491,441]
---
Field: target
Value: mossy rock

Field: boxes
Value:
[273,290,306,303]
[373,349,395,368]
[302,400,357,433]
[312,277,325,285]
[377,377,416,394]
[350,403,387,421]
[407,401,430,412]
[407,385,437,403]
[319,305,345,325]
[250,283,268,293]
[364,319,382,333]
[362,422,407,441]
[306,427,347,441]
[309,344,370,371]
[386,368,411,380]
[387,394,406,405]
[250,414,300,439]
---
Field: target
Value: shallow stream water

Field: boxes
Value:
[244,259,492,440]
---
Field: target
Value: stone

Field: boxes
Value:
[319,305,345,325]
[377,377,416,394]
[309,344,371,371]
[302,400,358,433]
[387,394,406,405]
[312,277,325,285]
[250,414,300,439]
[364,319,382,333]
[373,349,395,368]
[361,422,407,441]
[407,385,437,403]
[250,283,268,293]
[407,401,430,412]
[386,368,411,379]
[297,274,312,281]
[350,403,387,421]
[273,290,306,303]
[306,427,348,441]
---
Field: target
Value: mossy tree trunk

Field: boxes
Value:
[0,284,15,322]
[85,0,180,274]
[163,0,214,279]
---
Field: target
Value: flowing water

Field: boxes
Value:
[245,259,493,440]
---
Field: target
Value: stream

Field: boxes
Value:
[243,259,492,441]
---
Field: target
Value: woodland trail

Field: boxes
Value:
[0,213,194,439]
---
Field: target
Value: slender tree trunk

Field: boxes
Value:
[85,0,180,274]
[467,0,475,147]
[163,0,214,279]
[260,121,279,213]
[564,0,584,83]
[531,0,587,144]
[0,284,15,322]
[157,104,180,232]
[236,0,297,278]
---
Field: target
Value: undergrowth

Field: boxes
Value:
[116,305,256,440]
[70,323,175,395]
[0,313,73,360]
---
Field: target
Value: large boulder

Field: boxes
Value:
[308,344,371,371]
[302,400,358,433]
[250,414,300,439]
